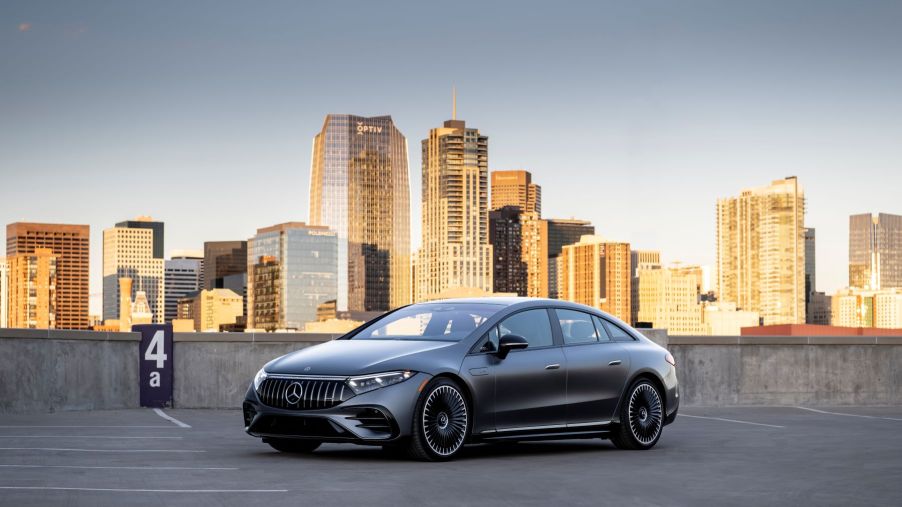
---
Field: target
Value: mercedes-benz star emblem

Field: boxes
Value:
[284,382,304,405]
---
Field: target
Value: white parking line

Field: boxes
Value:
[679,414,785,428]
[0,487,287,493]
[0,447,205,453]
[0,436,183,439]
[794,406,902,421]
[0,464,236,470]
[0,425,174,429]
[153,408,192,428]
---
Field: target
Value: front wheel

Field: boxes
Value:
[610,379,664,450]
[406,378,470,461]
[266,438,321,454]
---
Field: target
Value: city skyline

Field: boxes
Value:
[3,1,902,314]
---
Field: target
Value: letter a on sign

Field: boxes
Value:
[135,324,173,408]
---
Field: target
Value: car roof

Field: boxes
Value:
[421,297,616,318]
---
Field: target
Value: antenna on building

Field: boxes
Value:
[452,86,456,120]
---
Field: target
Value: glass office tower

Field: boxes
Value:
[849,213,902,290]
[247,222,338,331]
[309,114,410,312]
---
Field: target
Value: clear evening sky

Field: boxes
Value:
[2,0,901,314]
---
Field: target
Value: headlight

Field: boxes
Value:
[346,371,414,395]
[253,368,268,392]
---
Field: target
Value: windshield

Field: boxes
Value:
[350,303,504,341]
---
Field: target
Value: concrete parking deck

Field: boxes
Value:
[0,407,900,506]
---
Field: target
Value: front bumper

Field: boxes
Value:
[243,372,431,444]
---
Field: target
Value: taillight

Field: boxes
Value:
[665,351,676,366]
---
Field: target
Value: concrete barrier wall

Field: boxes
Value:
[172,333,333,408]
[0,329,140,413]
[2,329,901,413]
[668,335,902,406]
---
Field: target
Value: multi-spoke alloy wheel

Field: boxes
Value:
[611,379,664,450]
[407,379,469,461]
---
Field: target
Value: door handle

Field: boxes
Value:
[545,364,561,370]
[608,360,622,366]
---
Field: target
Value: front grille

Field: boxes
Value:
[257,377,353,410]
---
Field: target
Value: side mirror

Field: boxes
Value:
[497,334,528,359]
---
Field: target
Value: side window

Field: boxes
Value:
[603,320,636,342]
[498,309,554,348]
[556,309,599,344]
[592,316,612,342]
[479,327,499,353]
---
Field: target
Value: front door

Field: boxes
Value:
[492,308,567,430]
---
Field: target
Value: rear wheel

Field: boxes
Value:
[406,378,470,461]
[610,379,664,450]
[266,438,321,454]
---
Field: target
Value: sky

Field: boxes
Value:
[1,0,901,315]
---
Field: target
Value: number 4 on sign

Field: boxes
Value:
[145,330,168,368]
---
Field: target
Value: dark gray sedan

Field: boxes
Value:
[243,297,679,461]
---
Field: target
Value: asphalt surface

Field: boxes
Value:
[0,406,900,506]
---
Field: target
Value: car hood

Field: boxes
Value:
[264,339,460,376]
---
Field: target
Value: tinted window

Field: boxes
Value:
[557,309,599,344]
[498,309,554,348]
[592,316,612,342]
[603,320,636,342]
[351,303,503,341]
[479,327,499,353]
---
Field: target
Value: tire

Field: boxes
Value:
[406,377,470,461]
[266,438,321,454]
[610,379,664,450]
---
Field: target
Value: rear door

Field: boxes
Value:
[554,309,629,424]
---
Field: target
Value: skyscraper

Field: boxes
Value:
[203,240,247,316]
[164,256,203,323]
[716,177,805,325]
[559,235,631,322]
[630,250,661,326]
[247,222,338,331]
[417,114,492,301]
[103,218,165,324]
[7,248,57,329]
[6,223,90,330]
[547,218,595,299]
[116,217,164,259]
[849,212,902,290]
[0,257,7,328]
[491,170,541,215]
[203,241,247,289]
[489,206,527,296]
[309,114,410,312]
[521,212,549,298]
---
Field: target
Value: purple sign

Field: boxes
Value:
[135,324,173,408]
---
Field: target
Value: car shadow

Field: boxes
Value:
[270,439,621,463]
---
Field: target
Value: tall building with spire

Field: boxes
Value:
[309,114,410,312]
[716,177,805,325]
[416,95,492,301]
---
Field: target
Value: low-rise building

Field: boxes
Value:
[832,287,902,329]
[703,302,761,336]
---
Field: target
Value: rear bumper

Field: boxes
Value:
[663,365,679,426]
[243,372,430,444]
